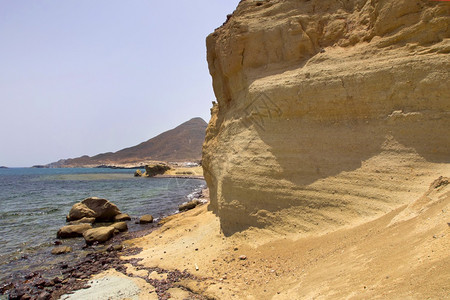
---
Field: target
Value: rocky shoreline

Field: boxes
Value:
[0,224,155,300]
[0,189,209,300]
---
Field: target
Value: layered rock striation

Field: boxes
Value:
[203,0,450,235]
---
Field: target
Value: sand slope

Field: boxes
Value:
[122,176,449,299]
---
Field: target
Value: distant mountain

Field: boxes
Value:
[48,118,207,168]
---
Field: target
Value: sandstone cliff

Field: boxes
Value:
[203,0,449,236]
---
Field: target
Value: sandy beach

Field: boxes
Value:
[58,177,449,299]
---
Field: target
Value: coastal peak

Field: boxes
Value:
[47,117,207,168]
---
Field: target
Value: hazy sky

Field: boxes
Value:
[0,1,240,167]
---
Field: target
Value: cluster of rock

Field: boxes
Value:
[54,197,154,254]
[134,163,171,177]
[53,190,209,254]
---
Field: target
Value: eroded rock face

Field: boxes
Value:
[203,0,450,235]
[144,164,171,177]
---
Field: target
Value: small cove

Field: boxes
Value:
[0,168,205,283]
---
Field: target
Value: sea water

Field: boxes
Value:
[0,168,205,283]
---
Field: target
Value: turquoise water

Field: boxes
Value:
[0,168,205,282]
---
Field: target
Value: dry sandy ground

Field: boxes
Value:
[92,176,448,300]
[61,269,157,300]
[69,176,449,299]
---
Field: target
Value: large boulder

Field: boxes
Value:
[57,224,92,238]
[66,197,121,222]
[83,226,115,244]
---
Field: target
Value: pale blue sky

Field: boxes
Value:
[0,0,240,167]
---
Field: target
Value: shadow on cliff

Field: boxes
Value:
[214,116,449,236]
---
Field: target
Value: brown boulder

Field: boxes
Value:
[66,203,95,221]
[57,224,92,238]
[139,215,153,224]
[114,213,131,222]
[111,222,128,232]
[66,197,121,222]
[83,226,115,244]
